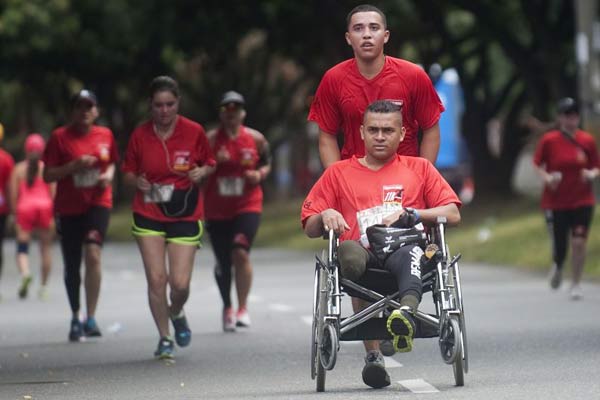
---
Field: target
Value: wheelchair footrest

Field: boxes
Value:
[340,316,439,341]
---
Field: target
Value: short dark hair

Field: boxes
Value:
[363,100,402,124]
[149,76,180,99]
[346,4,387,29]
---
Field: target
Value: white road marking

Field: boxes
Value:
[248,294,263,303]
[398,379,440,393]
[383,356,403,368]
[269,303,294,312]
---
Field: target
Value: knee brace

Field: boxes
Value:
[17,241,29,255]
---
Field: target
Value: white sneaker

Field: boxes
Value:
[223,308,236,332]
[236,308,251,328]
[569,284,583,301]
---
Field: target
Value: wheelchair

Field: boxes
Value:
[310,217,468,392]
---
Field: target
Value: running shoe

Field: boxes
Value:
[171,312,191,347]
[223,307,236,332]
[236,308,251,328]
[361,350,390,389]
[18,276,33,299]
[386,307,415,353]
[569,284,583,301]
[549,264,562,289]
[154,336,175,360]
[84,317,102,337]
[69,318,83,342]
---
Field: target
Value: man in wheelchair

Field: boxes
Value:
[302,100,461,388]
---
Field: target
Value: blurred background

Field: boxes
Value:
[1,0,600,274]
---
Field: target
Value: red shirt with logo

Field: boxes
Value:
[43,125,118,215]
[0,149,15,215]
[533,129,599,210]
[308,57,444,159]
[204,126,263,220]
[121,116,215,222]
[301,155,460,242]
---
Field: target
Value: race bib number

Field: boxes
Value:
[356,203,403,247]
[217,177,244,197]
[144,183,175,203]
[73,168,100,188]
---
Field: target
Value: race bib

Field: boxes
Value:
[356,203,403,247]
[217,177,244,197]
[73,168,100,188]
[144,183,175,203]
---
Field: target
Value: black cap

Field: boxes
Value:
[220,91,245,107]
[71,89,98,107]
[557,97,578,114]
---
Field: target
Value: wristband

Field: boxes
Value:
[405,207,420,223]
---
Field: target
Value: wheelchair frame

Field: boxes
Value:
[310,217,469,392]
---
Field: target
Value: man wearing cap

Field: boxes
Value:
[0,122,15,298]
[204,91,271,331]
[43,89,119,341]
[533,97,600,300]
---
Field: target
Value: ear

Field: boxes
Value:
[241,109,247,119]
[399,126,406,142]
[383,30,390,44]
[360,124,365,140]
[345,32,352,46]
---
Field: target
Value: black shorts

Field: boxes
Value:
[131,213,203,246]
[545,206,594,238]
[56,206,111,246]
[206,213,261,252]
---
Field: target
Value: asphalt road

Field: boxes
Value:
[0,241,599,399]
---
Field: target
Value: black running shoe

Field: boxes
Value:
[83,317,102,337]
[361,351,390,389]
[171,314,191,347]
[386,307,416,353]
[69,318,83,342]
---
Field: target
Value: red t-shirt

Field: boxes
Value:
[121,116,216,222]
[301,155,461,242]
[533,129,599,210]
[204,126,263,219]
[0,149,15,215]
[308,57,444,159]
[43,125,118,215]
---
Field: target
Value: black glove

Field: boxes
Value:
[391,208,420,229]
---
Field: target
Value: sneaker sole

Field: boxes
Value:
[386,310,414,353]
[155,353,175,360]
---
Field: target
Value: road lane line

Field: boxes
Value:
[383,356,403,368]
[398,379,439,393]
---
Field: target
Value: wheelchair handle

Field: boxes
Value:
[436,216,447,225]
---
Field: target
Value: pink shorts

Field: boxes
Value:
[16,205,54,232]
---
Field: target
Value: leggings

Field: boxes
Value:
[56,207,109,313]
[544,206,593,270]
[339,240,423,302]
[0,214,6,279]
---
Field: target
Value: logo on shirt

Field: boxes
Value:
[173,150,191,171]
[240,148,255,167]
[98,144,110,162]
[383,184,403,205]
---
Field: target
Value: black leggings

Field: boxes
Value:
[0,214,6,279]
[56,207,110,313]
[206,213,261,308]
[339,240,423,302]
[545,206,593,270]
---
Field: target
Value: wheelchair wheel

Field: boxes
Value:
[320,322,338,370]
[452,261,469,374]
[311,262,328,392]
[439,316,460,365]
[452,335,465,387]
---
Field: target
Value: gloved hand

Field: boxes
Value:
[391,208,420,229]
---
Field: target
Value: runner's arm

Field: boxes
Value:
[318,130,341,169]
[420,123,440,164]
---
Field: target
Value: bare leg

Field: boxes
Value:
[15,226,31,278]
[232,247,252,310]
[136,236,170,337]
[166,242,196,316]
[570,236,586,286]
[352,296,380,353]
[38,227,53,286]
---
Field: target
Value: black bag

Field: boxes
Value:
[160,186,199,218]
[366,223,427,262]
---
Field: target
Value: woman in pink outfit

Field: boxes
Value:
[9,134,55,299]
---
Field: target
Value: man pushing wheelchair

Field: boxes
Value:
[302,100,462,389]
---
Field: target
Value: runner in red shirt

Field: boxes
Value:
[533,97,600,299]
[9,134,55,300]
[308,4,444,168]
[302,100,460,389]
[122,76,215,360]
[0,122,15,297]
[43,89,118,342]
[204,91,271,332]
